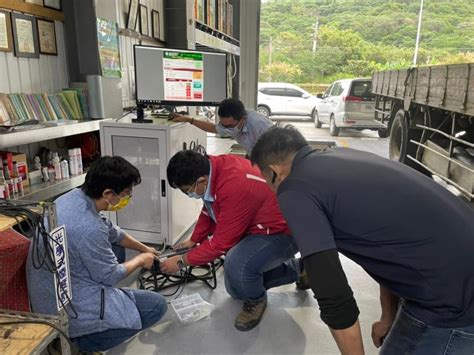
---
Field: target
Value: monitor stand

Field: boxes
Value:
[132,106,153,123]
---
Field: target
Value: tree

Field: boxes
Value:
[259,62,302,82]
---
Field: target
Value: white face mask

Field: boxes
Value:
[219,118,244,136]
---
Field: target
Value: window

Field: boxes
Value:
[285,89,304,97]
[350,81,374,100]
[263,88,287,96]
[330,82,344,96]
[324,84,333,97]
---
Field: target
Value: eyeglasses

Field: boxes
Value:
[271,171,277,184]
[114,189,133,199]
[219,117,243,129]
[182,180,197,195]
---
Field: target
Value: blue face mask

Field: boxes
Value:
[187,191,204,199]
[185,179,205,199]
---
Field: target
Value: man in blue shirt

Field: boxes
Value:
[27,156,167,352]
[251,126,474,355]
[170,98,273,156]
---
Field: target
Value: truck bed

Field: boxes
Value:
[372,63,474,118]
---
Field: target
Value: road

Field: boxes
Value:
[277,119,389,158]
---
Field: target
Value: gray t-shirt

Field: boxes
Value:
[216,109,273,155]
[278,145,474,328]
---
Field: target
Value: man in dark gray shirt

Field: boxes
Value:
[251,126,474,355]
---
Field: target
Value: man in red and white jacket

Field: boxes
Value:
[162,151,300,331]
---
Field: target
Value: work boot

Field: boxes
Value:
[234,296,267,331]
[296,265,311,290]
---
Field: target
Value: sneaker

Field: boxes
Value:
[296,267,311,290]
[234,297,267,331]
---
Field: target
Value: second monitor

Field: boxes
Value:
[134,45,228,107]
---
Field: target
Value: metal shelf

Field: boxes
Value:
[12,173,86,202]
[0,119,111,149]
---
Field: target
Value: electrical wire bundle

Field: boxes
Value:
[0,199,76,350]
[138,255,224,300]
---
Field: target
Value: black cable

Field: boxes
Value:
[0,200,78,319]
[0,320,76,351]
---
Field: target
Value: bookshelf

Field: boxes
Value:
[0,119,110,149]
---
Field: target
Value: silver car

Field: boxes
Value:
[314,79,387,137]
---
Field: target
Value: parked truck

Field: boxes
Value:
[372,63,473,202]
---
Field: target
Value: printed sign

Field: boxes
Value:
[49,225,72,311]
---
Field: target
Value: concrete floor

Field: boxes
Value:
[109,121,388,355]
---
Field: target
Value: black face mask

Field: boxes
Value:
[271,171,277,184]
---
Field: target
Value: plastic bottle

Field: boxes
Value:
[75,148,83,174]
[61,160,69,179]
[34,156,42,170]
[42,167,50,182]
[54,156,62,180]
[68,149,77,175]
[12,161,19,177]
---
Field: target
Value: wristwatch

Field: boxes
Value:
[176,255,186,269]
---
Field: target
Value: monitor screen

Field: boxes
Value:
[134,45,227,106]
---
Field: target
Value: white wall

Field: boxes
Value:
[0,20,68,94]
[118,0,165,108]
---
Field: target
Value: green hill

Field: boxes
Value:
[259,0,474,84]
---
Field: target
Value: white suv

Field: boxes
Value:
[257,83,321,120]
[314,78,387,137]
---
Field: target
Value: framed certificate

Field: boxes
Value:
[139,4,148,36]
[126,0,139,31]
[37,18,57,55]
[11,13,39,58]
[44,0,61,10]
[25,0,44,5]
[0,10,13,52]
[151,10,160,40]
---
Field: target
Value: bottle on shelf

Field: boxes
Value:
[61,160,69,179]
[34,156,42,171]
[68,149,77,175]
[53,155,62,180]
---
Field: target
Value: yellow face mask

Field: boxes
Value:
[108,195,131,211]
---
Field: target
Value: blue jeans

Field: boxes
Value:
[381,306,474,355]
[71,245,167,352]
[71,288,167,352]
[224,234,299,302]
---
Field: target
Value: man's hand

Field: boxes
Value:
[160,255,182,274]
[140,252,156,270]
[142,246,160,256]
[371,319,393,348]
[169,113,191,123]
[174,240,196,250]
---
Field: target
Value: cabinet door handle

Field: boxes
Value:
[161,180,166,197]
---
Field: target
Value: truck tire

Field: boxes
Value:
[389,109,429,174]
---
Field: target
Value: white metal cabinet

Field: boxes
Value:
[100,117,206,246]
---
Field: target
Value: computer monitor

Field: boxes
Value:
[134,45,227,106]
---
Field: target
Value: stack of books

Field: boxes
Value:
[0,88,90,127]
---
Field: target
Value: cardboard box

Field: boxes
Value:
[0,151,30,187]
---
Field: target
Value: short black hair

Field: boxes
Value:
[250,125,308,172]
[217,98,246,121]
[167,150,210,189]
[82,156,141,199]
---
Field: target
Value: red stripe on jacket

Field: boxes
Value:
[186,154,291,266]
